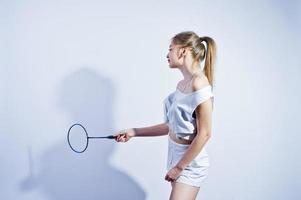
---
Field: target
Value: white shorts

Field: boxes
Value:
[166,135,210,188]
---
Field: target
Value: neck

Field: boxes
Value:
[180,65,203,81]
[179,56,203,80]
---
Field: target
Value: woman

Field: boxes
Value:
[114,31,216,200]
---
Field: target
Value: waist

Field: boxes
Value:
[168,130,194,145]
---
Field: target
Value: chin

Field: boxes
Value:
[169,63,177,68]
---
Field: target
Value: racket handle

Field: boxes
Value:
[107,135,116,139]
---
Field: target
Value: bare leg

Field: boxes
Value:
[169,182,200,200]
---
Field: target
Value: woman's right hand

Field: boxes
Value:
[114,128,136,143]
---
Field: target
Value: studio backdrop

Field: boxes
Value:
[1,0,300,199]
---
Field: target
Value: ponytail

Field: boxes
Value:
[200,36,216,87]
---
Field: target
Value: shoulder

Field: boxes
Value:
[191,73,210,91]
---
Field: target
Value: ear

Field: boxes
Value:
[182,48,188,56]
[177,47,186,58]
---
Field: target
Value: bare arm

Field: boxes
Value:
[133,122,169,137]
[175,99,212,170]
[114,122,169,142]
[176,77,213,170]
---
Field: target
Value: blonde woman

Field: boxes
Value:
[114,31,216,200]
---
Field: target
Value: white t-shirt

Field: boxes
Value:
[163,85,214,140]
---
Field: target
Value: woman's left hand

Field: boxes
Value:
[165,165,183,182]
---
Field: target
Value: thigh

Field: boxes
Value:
[169,182,200,200]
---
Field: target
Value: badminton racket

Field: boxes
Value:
[67,123,116,153]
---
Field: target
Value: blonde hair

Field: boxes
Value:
[171,31,217,87]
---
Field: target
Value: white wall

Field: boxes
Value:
[1,0,300,199]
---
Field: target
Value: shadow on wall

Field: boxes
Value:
[19,68,146,200]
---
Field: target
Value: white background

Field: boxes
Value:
[1,0,300,199]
